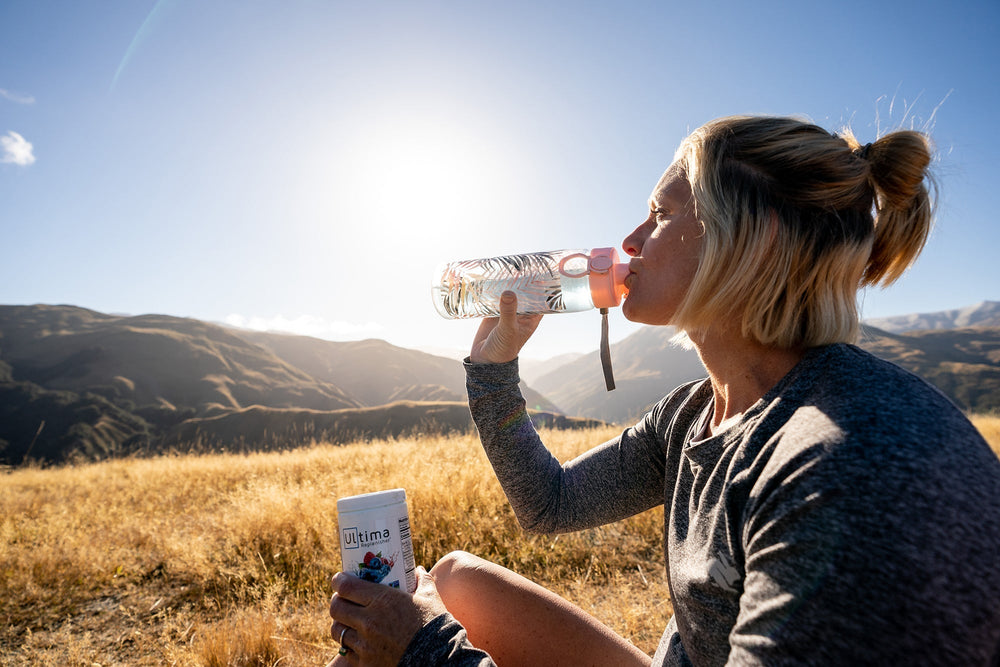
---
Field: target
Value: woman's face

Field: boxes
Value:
[620,164,704,326]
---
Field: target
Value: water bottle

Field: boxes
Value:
[431,248,629,319]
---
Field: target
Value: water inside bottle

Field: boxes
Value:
[433,251,594,319]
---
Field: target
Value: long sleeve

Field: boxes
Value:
[465,357,669,534]
[724,401,1000,664]
[398,613,495,666]
[652,344,1000,666]
[397,359,683,666]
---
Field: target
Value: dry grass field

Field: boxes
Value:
[973,413,1000,458]
[3,416,999,666]
[1,425,667,666]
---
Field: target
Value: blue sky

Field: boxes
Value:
[2,0,998,360]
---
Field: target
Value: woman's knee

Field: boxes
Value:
[430,550,489,585]
[430,550,515,607]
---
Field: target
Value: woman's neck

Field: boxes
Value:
[688,328,806,435]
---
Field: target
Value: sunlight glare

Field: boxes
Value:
[334,111,514,256]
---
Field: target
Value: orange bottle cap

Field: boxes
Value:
[588,247,629,308]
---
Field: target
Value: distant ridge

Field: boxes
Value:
[529,301,1000,423]
[858,324,1000,414]
[532,326,707,424]
[863,300,1000,333]
[164,401,604,452]
[0,305,361,410]
[0,304,568,465]
[234,330,558,413]
[3,301,998,464]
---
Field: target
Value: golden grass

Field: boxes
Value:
[970,413,1000,457]
[4,416,998,666]
[1,426,667,665]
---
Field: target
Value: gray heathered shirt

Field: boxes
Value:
[400,344,1000,666]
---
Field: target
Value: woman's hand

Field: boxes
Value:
[327,567,447,666]
[470,291,543,364]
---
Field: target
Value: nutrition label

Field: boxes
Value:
[398,515,416,592]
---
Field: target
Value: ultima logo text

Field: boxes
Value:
[341,527,391,550]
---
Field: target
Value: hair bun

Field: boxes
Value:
[865,131,932,210]
[862,130,935,286]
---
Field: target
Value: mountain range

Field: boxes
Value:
[539,301,1000,422]
[0,304,571,465]
[1,301,998,464]
[864,300,1000,333]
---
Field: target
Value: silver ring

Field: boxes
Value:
[338,626,350,655]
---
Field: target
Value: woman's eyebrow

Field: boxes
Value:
[649,192,673,212]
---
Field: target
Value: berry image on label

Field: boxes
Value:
[355,551,397,584]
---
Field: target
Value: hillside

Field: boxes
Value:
[535,322,1000,424]
[164,401,604,451]
[864,300,1000,333]
[234,330,559,413]
[858,325,1000,413]
[4,302,1000,463]
[0,305,359,413]
[519,352,585,386]
[533,326,708,424]
[0,305,564,464]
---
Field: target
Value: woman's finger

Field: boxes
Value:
[328,575,388,643]
[325,628,360,667]
[471,292,542,363]
[331,571,398,607]
[328,620,367,665]
[471,316,501,359]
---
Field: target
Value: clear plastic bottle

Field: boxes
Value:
[431,247,629,319]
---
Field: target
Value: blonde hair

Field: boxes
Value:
[671,115,935,348]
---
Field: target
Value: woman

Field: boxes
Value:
[328,116,1000,665]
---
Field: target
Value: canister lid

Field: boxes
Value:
[337,488,407,513]
[588,248,629,308]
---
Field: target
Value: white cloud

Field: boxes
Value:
[0,88,35,105]
[1,131,35,166]
[223,313,384,340]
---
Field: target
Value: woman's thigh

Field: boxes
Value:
[430,550,651,667]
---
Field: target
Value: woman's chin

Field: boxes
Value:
[621,299,671,327]
[620,299,639,323]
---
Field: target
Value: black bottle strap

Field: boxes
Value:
[599,308,615,391]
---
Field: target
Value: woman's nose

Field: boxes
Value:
[622,222,648,257]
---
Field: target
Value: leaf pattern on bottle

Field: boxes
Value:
[439,252,566,318]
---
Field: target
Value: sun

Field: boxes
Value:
[328,107,520,257]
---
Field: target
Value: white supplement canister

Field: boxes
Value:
[337,488,417,594]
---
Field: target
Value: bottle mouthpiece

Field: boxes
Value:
[587,247,629,308]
